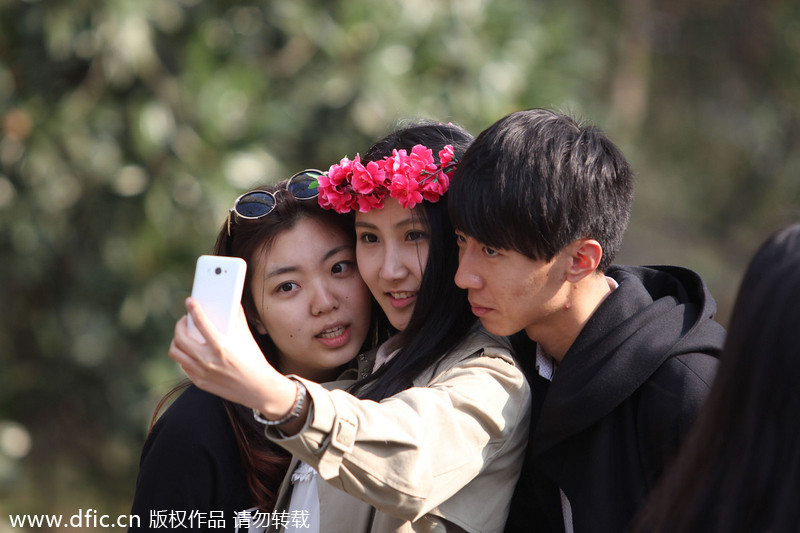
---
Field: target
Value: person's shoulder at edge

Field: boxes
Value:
[427,321,519,375]
[151,384,228,427]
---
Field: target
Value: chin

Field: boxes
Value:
[479,319,515,337]
[389,315,410,331]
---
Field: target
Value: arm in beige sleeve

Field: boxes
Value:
[266,347,531,521]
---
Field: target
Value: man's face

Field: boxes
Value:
[454,232,571,339]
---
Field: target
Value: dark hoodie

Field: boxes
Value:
[504,265,726,533]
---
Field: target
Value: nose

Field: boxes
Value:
[454,248,482,290]
[310,281,339,316]
[379,243,409,282]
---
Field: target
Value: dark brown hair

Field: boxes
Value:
[152,179,374,510]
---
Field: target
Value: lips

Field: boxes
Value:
[468,301,492,317]
[387,291,417,308]
[317,325,346,339]
[315,323,352,348]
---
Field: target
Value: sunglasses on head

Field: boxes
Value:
[226,169,322,236]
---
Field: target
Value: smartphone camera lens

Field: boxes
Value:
[215,267,222,275]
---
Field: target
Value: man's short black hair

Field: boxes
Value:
[449,108,634,272]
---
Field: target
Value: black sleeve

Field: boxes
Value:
[128,386,250,531]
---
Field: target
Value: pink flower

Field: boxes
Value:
[438,145,454,168]
[393,146,435,184]
[324,157,355,188]
[388,172,424,209]
[317,143,457,213]
[356,191,386,212]
[350,159,384,195]
[408,145,436,172]
[420,171,449,202]
[324,190,355,214]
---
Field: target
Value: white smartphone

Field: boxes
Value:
[187,255,247,342]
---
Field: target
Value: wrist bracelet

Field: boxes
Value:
[252,377,307,427]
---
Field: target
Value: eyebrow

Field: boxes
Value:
[355,217,416,231]
[265,244,354,279]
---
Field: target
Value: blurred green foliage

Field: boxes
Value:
[0,0,798,529]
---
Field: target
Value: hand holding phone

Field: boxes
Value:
[187,255,247,342]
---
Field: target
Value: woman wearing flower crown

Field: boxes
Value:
[169,122,531,532]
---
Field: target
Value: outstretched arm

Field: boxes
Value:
[168,297,308,434]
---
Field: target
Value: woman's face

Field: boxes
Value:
[249,216,372,382]
[354,198,430,331]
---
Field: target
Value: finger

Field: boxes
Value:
[172,315,204,358]
[168,336,201,373]
[185,297,224,347]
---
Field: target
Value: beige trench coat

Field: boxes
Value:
[264,325,531,533]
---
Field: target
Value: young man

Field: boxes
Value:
[448,109,726,533]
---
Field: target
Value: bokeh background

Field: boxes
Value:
[1,0,798,530]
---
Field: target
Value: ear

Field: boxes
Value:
[565,239,603,283]
[251,315,268,336]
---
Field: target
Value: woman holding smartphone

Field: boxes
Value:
[129,173,376,530]
[169,122,531,532]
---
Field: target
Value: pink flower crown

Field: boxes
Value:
[314,144,457,213]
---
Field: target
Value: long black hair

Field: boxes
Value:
[350,121,477,401]
[632,223,800,533]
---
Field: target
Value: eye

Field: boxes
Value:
[455,233,466,245]
[483,246,499,257]
[406,230,427,242]
[331,260,353,275]
[276,281,299,294]
[358,232,379,244]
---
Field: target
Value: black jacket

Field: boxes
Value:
[505,265,726,533]
[129,385,253,531]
